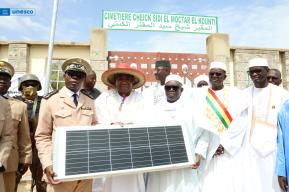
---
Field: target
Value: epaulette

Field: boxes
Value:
[43,90,59,100]
[81,89,94,100]
[13,95,24,101]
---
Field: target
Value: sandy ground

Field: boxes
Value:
[17,171,33,192]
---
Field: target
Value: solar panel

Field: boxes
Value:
[53,124,193,181]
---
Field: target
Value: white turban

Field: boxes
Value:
[194,75,209,87]
[165,74,183,85]
[209,61,227,71]
[248,58,269,68]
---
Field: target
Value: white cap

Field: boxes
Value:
[194,75,209,87]
[248,58,269,68]
[209,61,227,71]
[165,74,183,85]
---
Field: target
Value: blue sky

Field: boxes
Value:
[1,0,289,53]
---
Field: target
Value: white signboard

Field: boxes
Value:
[102,11,218,34]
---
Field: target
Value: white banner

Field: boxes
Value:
[102,11,218,34]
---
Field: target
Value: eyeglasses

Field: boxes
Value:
[247,69,263,75]
[165,85,181,91]
[209,72,223,77]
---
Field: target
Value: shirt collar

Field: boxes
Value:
[64,86,80,98]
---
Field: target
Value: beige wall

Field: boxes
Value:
[28,45,90,76]
[230,47,289,89]
[0,43,90,74]
[0,44,8,61]
[206,33,289,90]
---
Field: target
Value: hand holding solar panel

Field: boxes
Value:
[44,165,62,185]
[53,124,194,181]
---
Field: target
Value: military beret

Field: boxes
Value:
[62,58,92,75]
[0,61,14,77]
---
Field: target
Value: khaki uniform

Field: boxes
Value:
[3,97,32,192]
[0,97,13,192]
[35,87,96,192]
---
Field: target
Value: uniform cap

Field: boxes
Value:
[62,58,91,74]
[0,61,14,77]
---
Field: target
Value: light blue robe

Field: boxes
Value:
[276,101,289,191]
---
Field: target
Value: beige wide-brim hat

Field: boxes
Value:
[101,63,146,89]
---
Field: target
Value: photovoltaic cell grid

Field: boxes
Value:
[65,125,188,176]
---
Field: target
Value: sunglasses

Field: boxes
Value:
[247,69,263,75]
[165,85,181,91]
[209,72,223,77]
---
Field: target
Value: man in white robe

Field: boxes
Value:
[193,74,209,88]
[93,62,146,192]
[197,61,248,192]
[242,58,289,192]
[142,60,171,107]
[146,74,216,192]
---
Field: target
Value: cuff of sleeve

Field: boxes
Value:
[43,164,53,173]
[276,168,287,177]
[43,160,53,172]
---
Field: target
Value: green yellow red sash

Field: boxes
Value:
[206,88,233,129]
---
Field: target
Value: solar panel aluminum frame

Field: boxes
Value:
[53,123,194,182]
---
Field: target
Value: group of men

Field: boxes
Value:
[0,59,100,192]
[1,56,289,192]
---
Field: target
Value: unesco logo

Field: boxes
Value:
[0,8,35,16]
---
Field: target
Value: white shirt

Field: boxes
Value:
[64,86,80,103]
[241,83,289,192]
[93,89,145,192]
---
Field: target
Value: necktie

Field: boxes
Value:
[72,93,78,107]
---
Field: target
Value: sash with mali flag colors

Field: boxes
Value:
[206,88,233,129]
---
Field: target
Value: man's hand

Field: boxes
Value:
[192,154,201,169]
[111,122,133,127]
[111,122,124,127]
[214,145,225,156]
[44,165,61,185]
[17,163,29,175]
[278,176,288,191]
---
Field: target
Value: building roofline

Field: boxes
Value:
[0,40,90,47]
[230,45,289,52]
[1,41,288,52]
[109,50,207,55]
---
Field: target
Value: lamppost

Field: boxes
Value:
[181,64,188,85]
